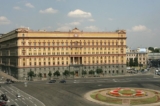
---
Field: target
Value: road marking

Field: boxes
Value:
[22,101,26,104]
[14,102,19,106]
[113,79,117,82]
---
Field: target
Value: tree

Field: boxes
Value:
[27,71,35,81]
[134,58,138,66]
[96,69,103,74]
[129,58,134,67]
[38,73,42,78]
[53,71,60,78]
[70,71,75,77]
[63,70,70,78]
[48,71,52,80]
[148,47,154,52]
[82,70,87,75]
[89,70,94,75]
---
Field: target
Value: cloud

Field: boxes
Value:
[25,3,34,8]
[85,26,99,31]
[13,6,21,10]
[56,26,71,31]
[39,8,58,14]
[88,19,95,22]
[132,25,148,32]
[108,18,113,21]
[68,9,92,18]
[0,16,11,25]
[67,22,80,26]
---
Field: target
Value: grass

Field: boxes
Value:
[131,95,158,105]
[90,93,122,104]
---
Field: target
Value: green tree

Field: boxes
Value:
[129,58,134,67]
[89,70,94,75]
[53,71,60,78]
[82,70,87,75]
[134,58,138,66]
[38,73,42,80]
[48,71,52,79]
[63,70,70,78]
[96,69,103,74]
[148,47,154,52]
[154,49,160,53]
[70,71,75,77]
[27,71,35,81]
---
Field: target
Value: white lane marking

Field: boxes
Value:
[113,79,117,82]
[14,102,19,106]
[22,101,26,104]
[11,85,46,106]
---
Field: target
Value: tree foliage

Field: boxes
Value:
[134,58,138,66]
[148,47,160,53]
[89,70,94,75]
[63,70,70,76]
[27,71,35,80]
[70,71,75,76]
[48,71,52,77]
[53,71,60,77]
[82,70,87,75]
[129,58,134,66]
[96,69,103,74]
[38,73,42,78]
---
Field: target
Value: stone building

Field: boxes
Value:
[0,28,127,79]
[126,48,148,67]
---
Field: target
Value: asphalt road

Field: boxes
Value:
[7,75,160,106]
[0,84,45,106]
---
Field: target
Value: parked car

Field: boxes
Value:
[59,80,66,83]
[48,80,56,83]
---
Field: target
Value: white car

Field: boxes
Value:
[16,93,21,98]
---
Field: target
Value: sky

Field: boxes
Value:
[0,0,160,48]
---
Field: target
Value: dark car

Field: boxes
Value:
[6,79,14,84]
[1,94,8,101]
[59,80,66,83]
[48,80,56,83]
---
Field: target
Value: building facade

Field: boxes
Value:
[126,48,148,67]
[0,28,127,79]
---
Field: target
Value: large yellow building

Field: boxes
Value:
[0,28,126,79]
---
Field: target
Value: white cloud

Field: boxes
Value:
[68,9,92,18]
[25,3,34,8]
[67,22,80,26]
[39,8,58,14]
[56,26,71,31]
[85,26,99,31]
[0,16,11,25]
[108,18,113,21]
[13,6,21,10]
[132,25,148,32]
[88,19,95,22]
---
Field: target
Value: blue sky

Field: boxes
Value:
[0,0,160,48]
